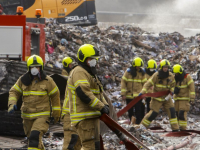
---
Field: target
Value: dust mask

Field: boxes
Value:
[31,67,39,75]
[88,59,97,67]
[150,69,155,72]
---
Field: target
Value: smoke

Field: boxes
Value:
[96,0,200,37]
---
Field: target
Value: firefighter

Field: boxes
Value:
[121,57,147,124]
[139,59,179,131]
[172,64,195,130]
[8,55,61,150]
[62,57,73,77]
[144,59,157,113]
[67,44,109,150]
[61,57,81,150]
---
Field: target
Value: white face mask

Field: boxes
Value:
[150,69,155,72]
[31,67,39,75]
[88,59,97,67]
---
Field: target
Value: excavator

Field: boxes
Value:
[0,0,97,26]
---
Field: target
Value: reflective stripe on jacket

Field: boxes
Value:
[173,74,195,101]
[121,69,147,99]
[8,75,60,119]
[67,66,108,126]
[141,71,175,101]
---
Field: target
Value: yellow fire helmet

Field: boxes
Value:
[27,55,43,70]
[147,59,157,69]
[62,57,73,67]
[77,44,100,62]
[159,59,170,69]
[173,64,183,74]
[132,57,144,67]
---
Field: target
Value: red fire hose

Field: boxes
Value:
[117,90,170,117]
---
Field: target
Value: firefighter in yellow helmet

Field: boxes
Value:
[144,59,158,113]
[172,64,195,130]
[61,57,81,150]
[67,44,109,149]
[139,59,179,131]
[121,57,147,124]
[62,57,73,77]
[8,55,61,149]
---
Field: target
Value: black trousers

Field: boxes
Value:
[146,97,151,113]
[126,99,145,124]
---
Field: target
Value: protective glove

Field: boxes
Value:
[100,105,110,115]
[190,99,195,105]
[8,104,17,114]
[138,93,143,97]
[165,94,172,101]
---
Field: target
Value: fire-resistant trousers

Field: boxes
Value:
[63,115,81,150]
[23,117,49,150]
[126,99,145,124]
[75,118,100,150]
[141,98,179,131]
[175,100,190,130]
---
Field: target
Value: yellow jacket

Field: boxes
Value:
[141,71,175,101]
[67,66,108,126]
[173,74,195,101]
[8,75,60,120]
[121,68,147,99]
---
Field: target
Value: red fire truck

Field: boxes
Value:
[0,8,45,61]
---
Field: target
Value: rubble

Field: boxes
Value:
[1,20,200,149]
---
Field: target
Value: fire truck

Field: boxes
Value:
[0,7,45,61]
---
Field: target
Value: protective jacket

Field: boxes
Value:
[67,66,108,126]
[141,71,175,101]
[8,74,60,120]
[121,68,147,99]
[173,74,195,101]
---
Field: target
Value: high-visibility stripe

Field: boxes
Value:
[72,92,76,113]
[121,89,127,92]
[62,108,69,112]
[172,80,175,83]
[70,112,101,118]
[126,95,134,99]
[154,97,165,101]
[14,84,22,93]
[187,80,193,85]
[179,120,187,126]
[149,79,154,85]
[169,118,178,124]
[90,98,99,108]
[177,85,187,88]
[174,97,190,101]
[90,89,100,94]
[142,88,147,93]
[22,111,50,118]
[142,119,151,126]
[71,118,85,123]
[133,93,139,97]
[74,80,89,87]
[23,91,47,96]
[190,92,195,95]
[142,78,147,82]
[28,148,41,150]
[52,107,61,110]
[155,84,167,88]
[68,84,76,90]
[9,97,17,101]
[170,88,174,92]
[63,75,68,77]
[49,86,58,96]
[122,76,128,81]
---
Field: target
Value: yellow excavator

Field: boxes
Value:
[0,0,97,26]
